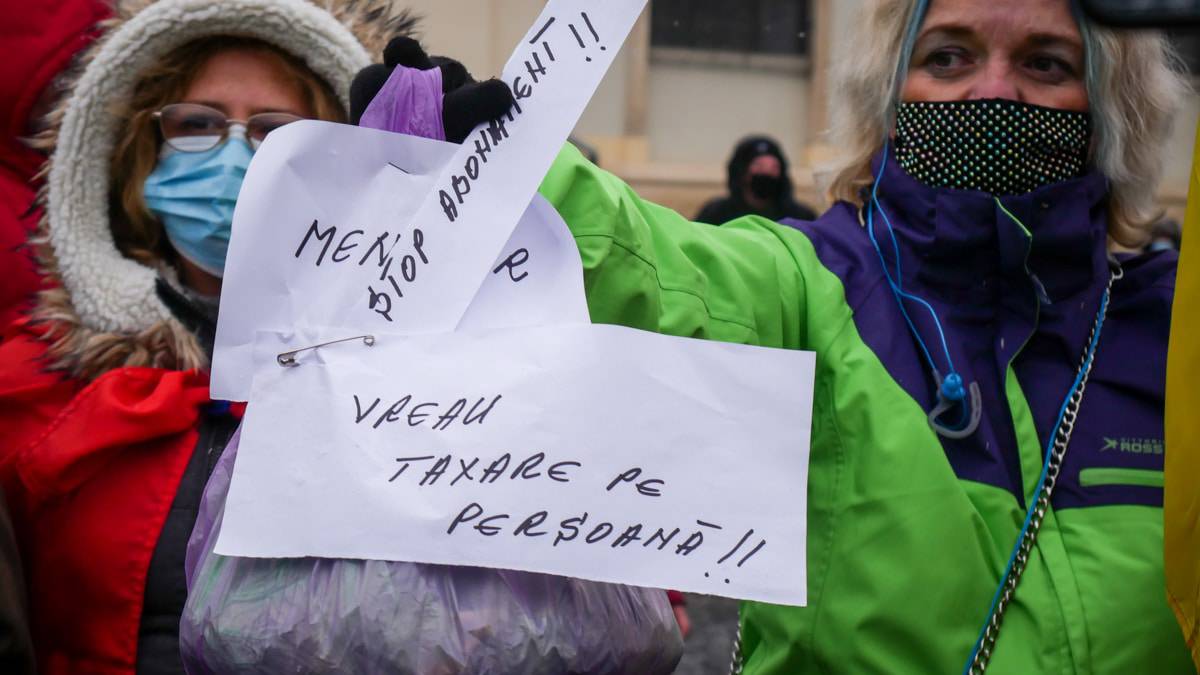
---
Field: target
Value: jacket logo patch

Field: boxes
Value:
[1100,437,1164,455]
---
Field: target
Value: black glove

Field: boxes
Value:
[350,37,515,143]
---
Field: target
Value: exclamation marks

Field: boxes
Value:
[569,12,606,62]
[704,529,767,584]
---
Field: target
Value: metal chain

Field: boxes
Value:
[729,612,744,675]
[966,265,1122,675]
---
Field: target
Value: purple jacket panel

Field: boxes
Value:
[782,153,1172,509]
[1036,249,1174,510]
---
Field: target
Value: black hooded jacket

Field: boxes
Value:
[695,135,817,225]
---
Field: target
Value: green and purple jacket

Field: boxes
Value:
[539,144,1191,674]
[360,72,1190,672]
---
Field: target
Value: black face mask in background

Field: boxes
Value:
[749,174,783,201]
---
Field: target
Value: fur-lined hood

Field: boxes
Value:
[28,0,416,381]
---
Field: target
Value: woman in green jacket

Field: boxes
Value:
[360,0,1191,671]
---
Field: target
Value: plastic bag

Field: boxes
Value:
[180,427,683,674]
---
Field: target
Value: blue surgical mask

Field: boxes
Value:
[143,132,253,278]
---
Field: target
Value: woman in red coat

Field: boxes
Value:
[0,1,416,672]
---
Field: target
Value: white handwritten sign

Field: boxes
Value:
[210,122,588,401]
[214,0,647,401]
[335,0,647,331]
[216,324,812,606]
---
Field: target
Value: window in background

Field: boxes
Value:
[649,0,811,72]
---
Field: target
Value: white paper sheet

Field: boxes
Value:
[216,324,812,606]
[211,122,588,401]
[315,0,647,334]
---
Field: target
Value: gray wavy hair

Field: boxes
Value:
[826,0,1190,246]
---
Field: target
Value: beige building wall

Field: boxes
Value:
[1163,95,1200,215]
[398,0,1196,221]
[645,64,808,164]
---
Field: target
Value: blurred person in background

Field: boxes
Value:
[695,135,817,225]
[358,0,1193,671]
[0,0,109,329]
[0,1,413,671]
[1149,217,1182,252]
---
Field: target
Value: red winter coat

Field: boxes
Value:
[0,1,410,671]
[0,322,210,674]
[0,0,108,328]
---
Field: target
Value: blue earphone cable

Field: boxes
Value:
[866,143,963,402]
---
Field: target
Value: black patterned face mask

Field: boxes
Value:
[894,99,1092,196]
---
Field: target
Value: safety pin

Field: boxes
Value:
[277,335,376,367]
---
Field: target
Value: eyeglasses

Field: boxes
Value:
[152,103,303,153]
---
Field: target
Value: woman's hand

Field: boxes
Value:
[350,37,514,142]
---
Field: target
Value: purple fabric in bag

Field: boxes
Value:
[181,428,682,674]
[359,64,446,140]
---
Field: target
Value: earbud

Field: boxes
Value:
[867,141,979,438]
[940,373,966,402]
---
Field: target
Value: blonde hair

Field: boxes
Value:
[826,0,1189,247]
[109,35,345,265]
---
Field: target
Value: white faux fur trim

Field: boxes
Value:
[47,0,372,335]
